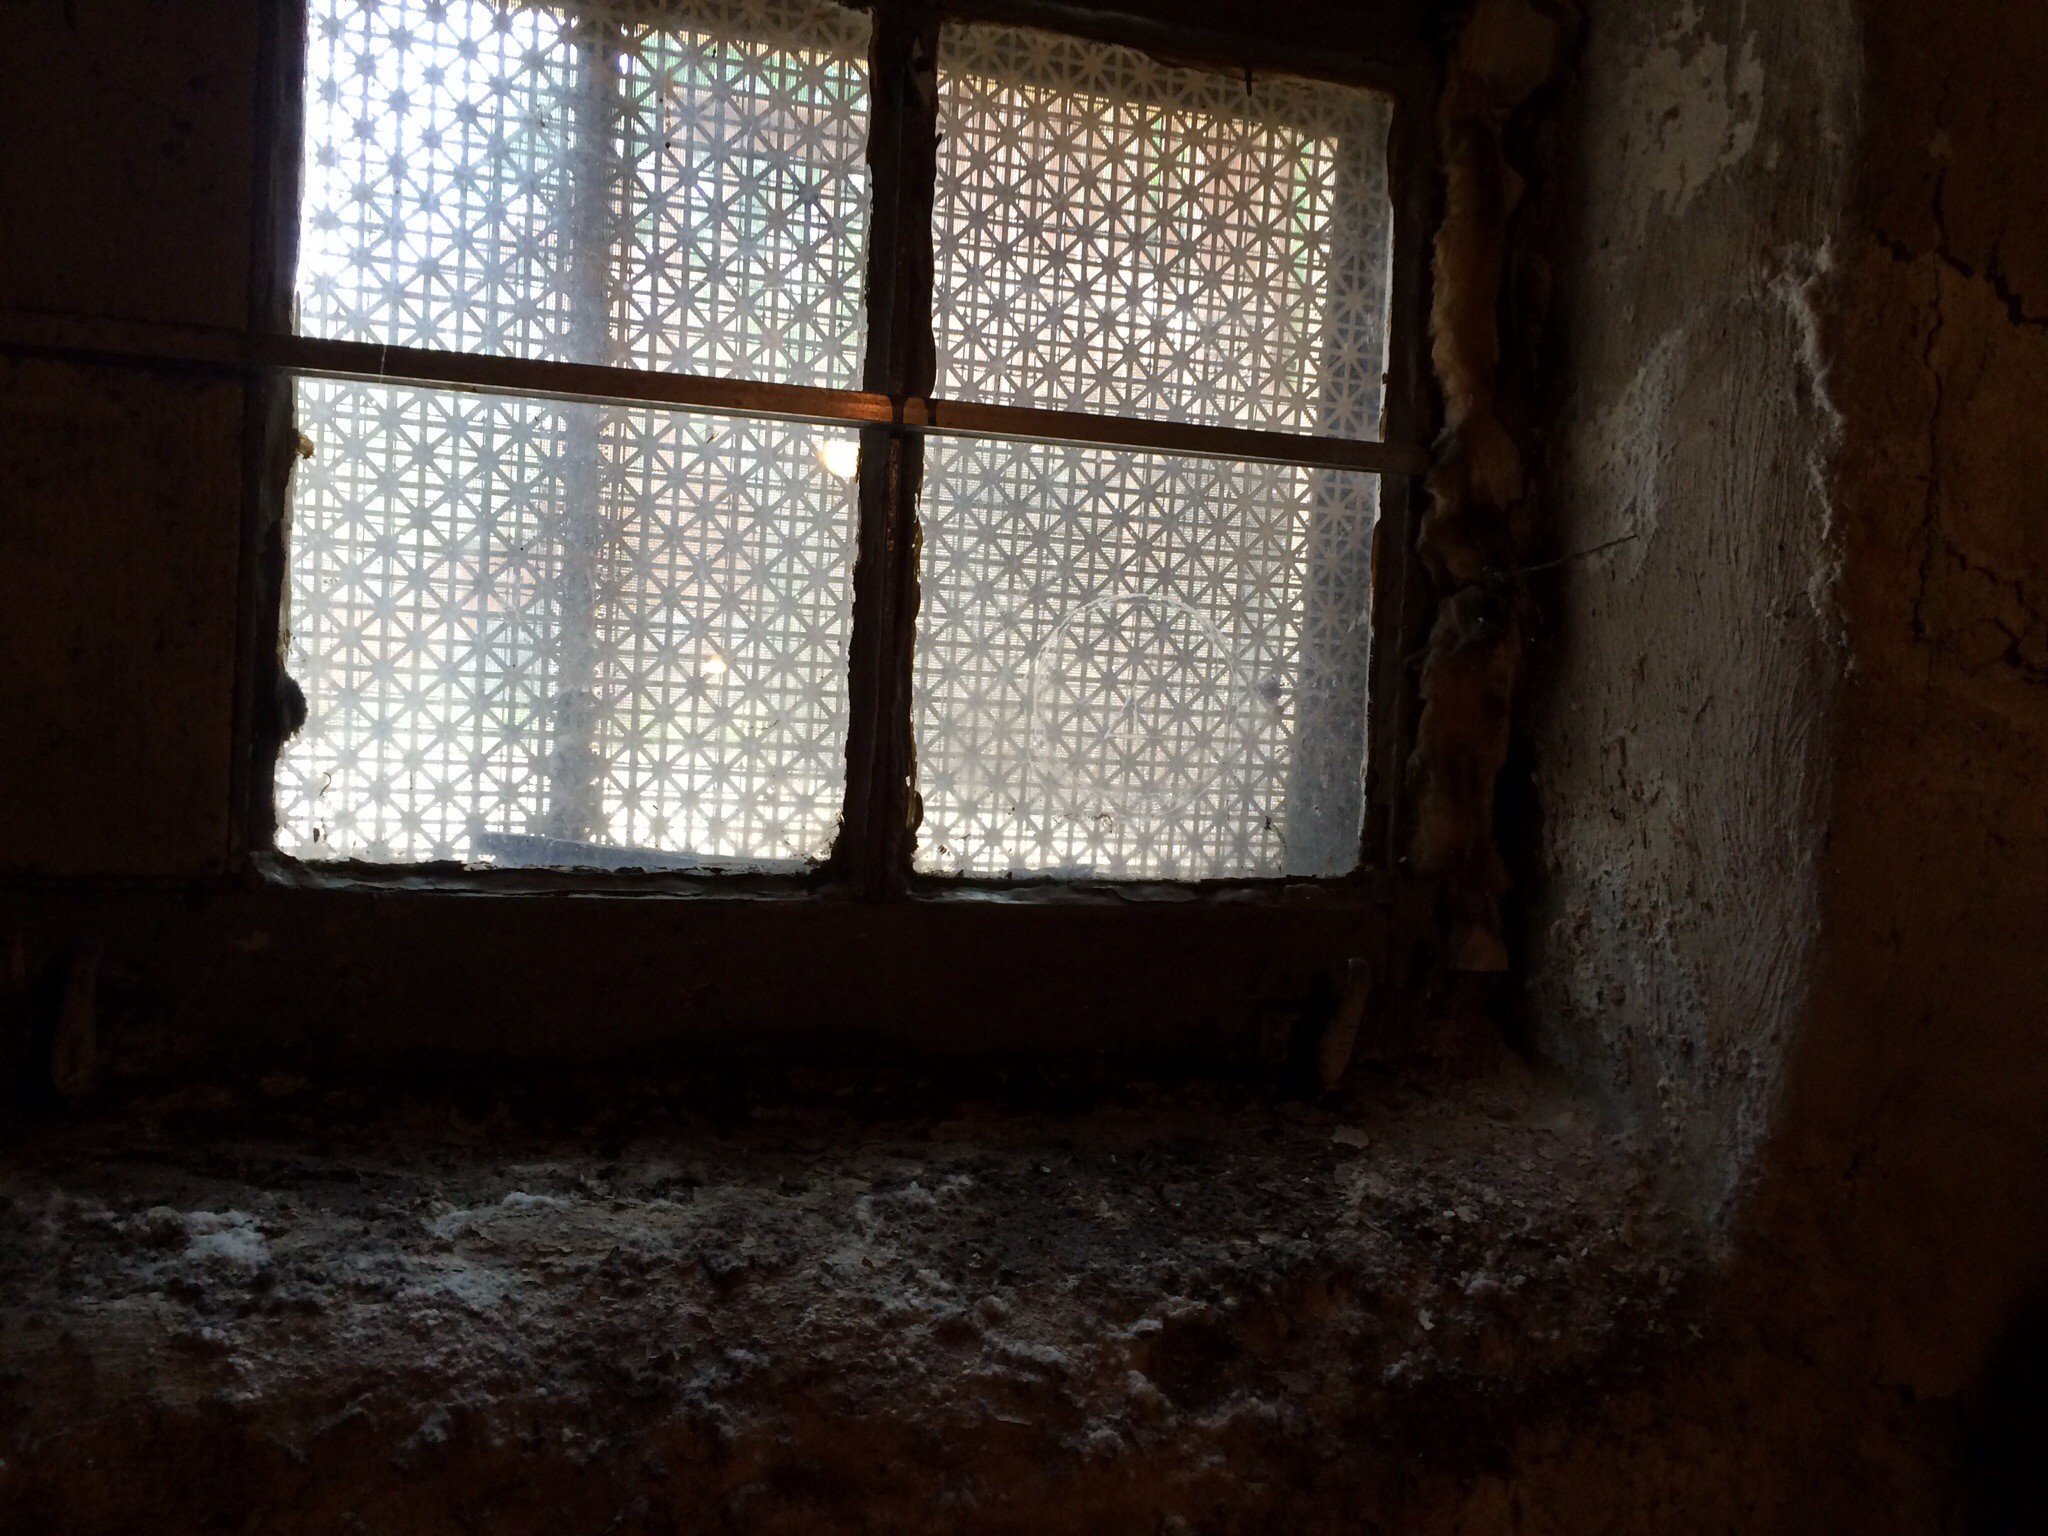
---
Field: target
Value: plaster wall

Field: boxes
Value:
[1523,0,2048,1420]
[1773,0,2048,1400]
[1523,0,1857,1213]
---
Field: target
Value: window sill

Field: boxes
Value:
[0,1064,1692,1530]
[2,870,1392,1073]
[256,852,1392,909]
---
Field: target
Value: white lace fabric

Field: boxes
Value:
[281,0,871,865]
[915,24,1392,879]
[277,4,1396,878]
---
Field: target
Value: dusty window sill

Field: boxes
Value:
[0,1066,1695,1530]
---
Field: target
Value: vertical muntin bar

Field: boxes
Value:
[836,0,939,894]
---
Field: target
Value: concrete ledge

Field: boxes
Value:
[0,1066,1706,1533]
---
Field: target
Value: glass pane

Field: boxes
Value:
[913,438,1378,880]
[934,22,1393,435]
[299,0,872,389]
[278,379,859,867]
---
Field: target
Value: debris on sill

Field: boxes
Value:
[0,1062,1694,1532]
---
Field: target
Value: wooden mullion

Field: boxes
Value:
[1360,65,1441,877]
[231,0,310,867]
[267,334,898,431]
[0,321,1429,474]
[834,0,939,894]
[912,397,1429,476]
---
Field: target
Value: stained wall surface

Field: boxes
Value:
[1781,0,2048,1401]
[1523,0,2048,1425]
[1520,0,1855,1209]
[0,0,261,876]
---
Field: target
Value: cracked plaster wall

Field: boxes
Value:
[1522,0,1856,1215]
[1523,0,2048,1405]
[1777,0,2048,1400]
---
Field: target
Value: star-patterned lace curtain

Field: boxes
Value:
[914,23,1393,879]
[279,0,872,866]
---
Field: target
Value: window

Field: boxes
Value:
[274,0,1417,883]
[916,25,1391,879]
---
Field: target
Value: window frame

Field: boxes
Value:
[238,0,1441,905]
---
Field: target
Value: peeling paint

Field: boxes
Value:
[1613,5,1766,231]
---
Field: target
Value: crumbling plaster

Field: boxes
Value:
[1521,0,1856,1212]
[1771,0,2048,1399]
[0,1069,1895,1536]
[1521,0,2048,1412]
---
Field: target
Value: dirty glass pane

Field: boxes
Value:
[298,0,872,388]
[912,438,1378,880]
[933,21,1393,435]
[277,379,859,866]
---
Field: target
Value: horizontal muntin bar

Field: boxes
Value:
[907,397,1429,475]
[268,334,901,431]
[277,336,1428,475]
[0,312,1430,476]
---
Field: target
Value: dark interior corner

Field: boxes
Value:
[3,0,2046,1529]
[1965,1285,2048,1536]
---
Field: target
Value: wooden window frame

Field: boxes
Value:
[220,0,1441,909]
[232,0,1442,908]
[0,0,1446,1067]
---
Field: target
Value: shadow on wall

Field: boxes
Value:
[1964,1287,2048,1535]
